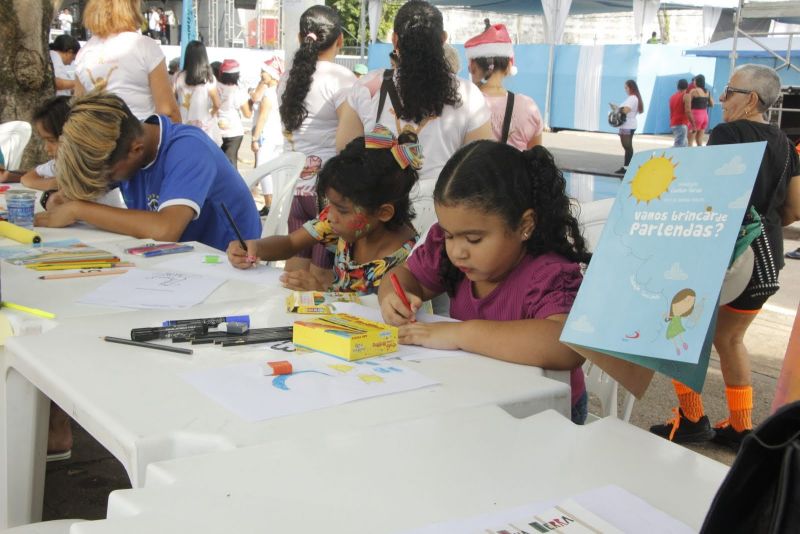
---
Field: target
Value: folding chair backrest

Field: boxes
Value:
[583,360,635,422]
[575,197,615,252]
[239,151,305,239]
[0,121,33,170]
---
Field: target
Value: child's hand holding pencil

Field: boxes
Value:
[226,239,260,269]
[381,273,422,326]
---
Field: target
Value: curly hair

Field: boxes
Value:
[393,0,460,123]
[317,133,419,232]
[434,141,590,296]
[280,5,342,133]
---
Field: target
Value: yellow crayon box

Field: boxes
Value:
[292,313,398,361]
[285,291,361,314]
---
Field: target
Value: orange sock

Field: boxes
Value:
[672,380,704,422]
[725,385,753,432]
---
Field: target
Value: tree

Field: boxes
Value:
[0,0,55,168]
[326,0,402,48]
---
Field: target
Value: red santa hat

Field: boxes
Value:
[464,24,517,76]
[220,59,240,74]
[261,55,284,80]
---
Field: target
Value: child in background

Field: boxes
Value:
[465,23,543,150]
[174,40,221,144]
[250,55,285,216]
[217,59,253,169]
[228,127,420,295]
[379,141,590,423]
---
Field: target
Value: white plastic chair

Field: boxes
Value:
[240,151,305,239]
[575,198,635,422]
[583,360,636,422]
[0,121,32,170]
[575,197,615,252]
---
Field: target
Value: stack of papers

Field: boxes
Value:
[2,239,122,271]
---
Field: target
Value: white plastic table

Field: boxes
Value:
[1,298,570,527]
[67,407,727,534]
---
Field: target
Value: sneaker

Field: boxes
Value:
[615,167,628,175]
[786,248,800,260]
[712,420,751,451]
[649,407,716,443]
[259,206,270,217]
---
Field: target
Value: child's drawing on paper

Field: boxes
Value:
[665,288,696,355]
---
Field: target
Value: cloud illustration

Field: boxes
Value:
[728,191,749,209]
[715,155,746,176]
[570,315,595,334]
[664,262,688,281]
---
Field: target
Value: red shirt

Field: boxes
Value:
[669,90,689,127]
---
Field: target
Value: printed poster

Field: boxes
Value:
[561,143,764,395]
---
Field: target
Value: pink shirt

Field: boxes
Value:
[485,92,543,151]
[407,224,586,405]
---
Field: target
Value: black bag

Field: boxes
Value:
[608,103,626,127]
[700,400,800,533]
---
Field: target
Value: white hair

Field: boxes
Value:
[734,64,781,112]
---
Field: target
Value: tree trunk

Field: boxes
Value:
[0,0,55,169]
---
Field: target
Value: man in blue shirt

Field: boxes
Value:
[35,91,260,251]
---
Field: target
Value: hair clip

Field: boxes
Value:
[305,32,318,42]
[365,125,423,170]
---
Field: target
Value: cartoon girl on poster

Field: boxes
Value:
[665,288,697,355]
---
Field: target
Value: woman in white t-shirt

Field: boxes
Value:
[174,40,222,145]
[216,59,253,169]
[336,0,493,197]
[73,0,180,123]
[278,5,356,277]
[49,35,80,96]
[616,79,644,174]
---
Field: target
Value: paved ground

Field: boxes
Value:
[38,130,800,521]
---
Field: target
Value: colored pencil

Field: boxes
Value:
[38,269,129,280]
[102,336,194,355]
[1,301,56,319]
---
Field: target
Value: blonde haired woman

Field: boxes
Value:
[74,0,180,122]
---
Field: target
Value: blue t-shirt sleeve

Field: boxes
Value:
[158,136,216,217]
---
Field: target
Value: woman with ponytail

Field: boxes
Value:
[379,140,590,424]
[278,4,356,277]
[336,0,493,199]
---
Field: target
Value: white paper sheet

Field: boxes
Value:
[400,485,692,534]
[157,252,284,286]
[329,302,467,362]
[77,269,225,309]
[181,353,439,422]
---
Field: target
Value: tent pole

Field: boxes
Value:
[359,0,366,59]
[730,0,743,75]
[544,42,555,128]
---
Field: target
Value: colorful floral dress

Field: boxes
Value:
[303,207,418,295]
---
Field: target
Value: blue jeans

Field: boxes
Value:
[571,390,588,425]
[672,125,688,147]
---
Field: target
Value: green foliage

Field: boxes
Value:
[326,0,402,46]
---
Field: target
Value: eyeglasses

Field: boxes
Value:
[722,85,767,107]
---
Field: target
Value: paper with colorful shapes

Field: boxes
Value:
[180,352,439,421]
[561,143,764,395]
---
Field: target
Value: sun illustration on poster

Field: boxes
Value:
[629,154,678,203]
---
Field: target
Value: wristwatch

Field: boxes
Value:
[40,189,56,210]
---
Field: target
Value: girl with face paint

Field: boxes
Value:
[227,127,421,294]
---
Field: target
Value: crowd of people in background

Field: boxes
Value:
[2,0,798,458]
